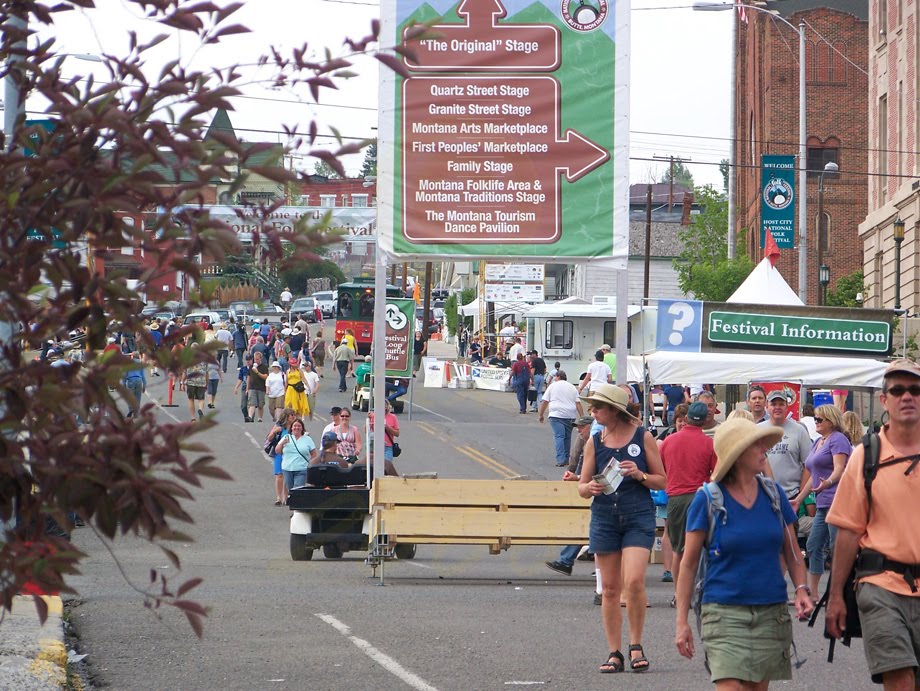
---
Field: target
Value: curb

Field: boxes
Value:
[0,595,67,690]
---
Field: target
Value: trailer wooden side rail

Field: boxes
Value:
[370,478,592,554]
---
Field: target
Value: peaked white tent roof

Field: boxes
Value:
[727,257,804,306]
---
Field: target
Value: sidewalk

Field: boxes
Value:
[0,595,67,690]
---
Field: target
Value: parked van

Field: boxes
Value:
[312,290,336,318]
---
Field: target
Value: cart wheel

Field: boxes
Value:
[394,543,416,560]
[351,398,360,410]
[360,397,369,412]
[290,534,313,561]
[323,543,344,559]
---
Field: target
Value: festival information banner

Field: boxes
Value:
[378,0,629,263]
[761,155,796,249]
[385,298,416,377]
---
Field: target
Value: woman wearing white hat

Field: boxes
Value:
[674,417,814,688]
[578,384,666,674]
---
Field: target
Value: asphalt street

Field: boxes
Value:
[68,342,875,690]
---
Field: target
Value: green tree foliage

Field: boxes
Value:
[279,259,347,295]
[313,159,341,179]
[825,270,865,307]
[719,158,729,193]
[445,287,476,335]
[360,142,377,178]
[673,186,754,301]
[0,0,389,632]
[659,159,694,189]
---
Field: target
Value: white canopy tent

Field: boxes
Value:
[458,297,533,318]
[726,257,804,306]
[645,351,887,389]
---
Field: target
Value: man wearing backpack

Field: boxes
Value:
[659,401,717,605]
[826,358,920,689]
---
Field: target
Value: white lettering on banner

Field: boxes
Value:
[180,205,377,244]
[472,367,510,381]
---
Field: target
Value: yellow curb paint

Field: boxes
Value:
[29,638,66,687]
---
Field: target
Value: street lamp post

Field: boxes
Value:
[816,161,838,305]
[693,3,808,301]
[819,264,830,305]
[894,217,905,311]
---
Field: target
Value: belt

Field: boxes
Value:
[856,548,920,593]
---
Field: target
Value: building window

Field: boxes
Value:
[544,320,573,350]
[602,321,632,349]
[320,195,336,208]
[807,144,839,177]
[121,216,135,255]
[879,0,887,35]
[351,194,369,207]
[879,95,888,198]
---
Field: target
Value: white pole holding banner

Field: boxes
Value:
[372,244,387,480]
[615,268,629,385]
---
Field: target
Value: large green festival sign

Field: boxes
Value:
[377,0,629,263]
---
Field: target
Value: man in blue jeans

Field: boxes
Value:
[507,352,531,414]
[538,370,583,466]
[546,415,595,575]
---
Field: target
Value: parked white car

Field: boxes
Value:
[312,290,336,318]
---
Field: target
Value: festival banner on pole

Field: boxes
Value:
[761,155,796,249]
[378,0,630,264]
[385,298,416,377]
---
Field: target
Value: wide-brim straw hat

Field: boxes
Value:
[579,383,639,423]
[711,418,784,482]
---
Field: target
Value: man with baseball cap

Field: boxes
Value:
[601,343,617,373]
[659,401,717,604]
[827,358,920,688]
[757,390,811,505]
[546,415,596,576]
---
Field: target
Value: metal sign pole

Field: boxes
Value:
[372,244,387,480]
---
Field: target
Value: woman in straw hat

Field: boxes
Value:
[578,384,666,673]
[675,418,814,688]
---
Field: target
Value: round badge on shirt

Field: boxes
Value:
[628,443,641,457]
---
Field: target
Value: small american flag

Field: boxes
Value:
[737,2,748,23]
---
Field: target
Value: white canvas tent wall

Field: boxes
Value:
[458,297,532,336]
[645,351,887,389]
[726,257,804,306]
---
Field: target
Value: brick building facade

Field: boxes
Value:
[859,0,920,312]
[733,0,868,303]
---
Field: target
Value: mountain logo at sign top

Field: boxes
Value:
[560,0,608,32]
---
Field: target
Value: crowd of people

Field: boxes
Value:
[536,353,920,690]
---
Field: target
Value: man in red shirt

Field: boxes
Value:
[507,352,532,414]
[659,401,717,603]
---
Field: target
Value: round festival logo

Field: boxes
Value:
[627,443,641,458]
[763,175,794,210]
[561,0,608,32]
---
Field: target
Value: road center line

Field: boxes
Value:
[314,614,439,691]
[410,402,454,423]
[455,446,512,478]
[461,445,517,477]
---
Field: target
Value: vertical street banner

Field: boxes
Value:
[760,155,796,249]
[378,0,629,264]
[385,298,416,377]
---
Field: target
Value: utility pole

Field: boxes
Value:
[644,184,652,301]
[653,154,692,213]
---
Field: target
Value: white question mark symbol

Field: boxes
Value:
[668,302,695,346]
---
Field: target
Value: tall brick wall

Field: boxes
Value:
[733,6,868,303]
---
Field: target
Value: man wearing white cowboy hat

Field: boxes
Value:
[758,390,811,504]
[827,358,920,688]
[675,417,812,686]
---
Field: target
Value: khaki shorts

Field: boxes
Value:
[666,493,695,553]
[701,603,792,683]
[267,395,284,416]
[857,582,920,684]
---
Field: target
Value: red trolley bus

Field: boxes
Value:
[334,278,403,355]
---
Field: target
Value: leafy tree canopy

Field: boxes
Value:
[825,269,865,308]
[360,142,377,178]
[673,185,754,301]
[658,159,694,190]
[0,0,392,633]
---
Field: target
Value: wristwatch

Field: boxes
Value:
[639,473,648,483]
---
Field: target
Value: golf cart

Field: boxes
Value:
[351,376,406,414]
[287,463,417,561]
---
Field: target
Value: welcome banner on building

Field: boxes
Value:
[760,155,796,249]
[184,206,376,244]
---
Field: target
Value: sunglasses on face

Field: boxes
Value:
[814,417,824,423]
[885,385,920,397]
[340,414,351,418]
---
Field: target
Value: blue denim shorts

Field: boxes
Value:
[589,502,656,554]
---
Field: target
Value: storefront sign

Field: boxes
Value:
[708,311,891,353]
[385,298,416,377]
[378,0,629,262]
[761,155,796,249]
